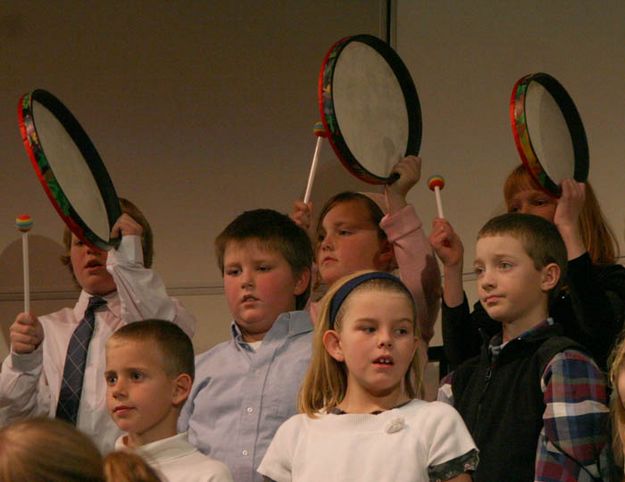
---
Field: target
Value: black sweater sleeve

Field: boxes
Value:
[560,253,625,370]
[441,294,499,369]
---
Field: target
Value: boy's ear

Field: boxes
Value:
[540,262,561,292]
[293,267,311,296]
[171,373,193,407]
[323,330,345,362]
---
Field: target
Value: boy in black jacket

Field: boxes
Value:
[438,213,609,481]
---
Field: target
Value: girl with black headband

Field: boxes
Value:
[258,271,478,482]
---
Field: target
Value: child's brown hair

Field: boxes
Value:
[215,209,313,309]
[315,192,387,249]
[478,213,567,299]
[0,417,104,482]
[0,417,163,482]
[108,319,194,381]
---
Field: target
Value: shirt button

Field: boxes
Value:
[242,449,249,456]
[246,407,254,413]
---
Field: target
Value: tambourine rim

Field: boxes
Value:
[319,34,422,185]
[509,72,589,197]
[17,89,121,250]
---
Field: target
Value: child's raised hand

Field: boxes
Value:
[553,179,586,259]
[430,218,465,307]
[429,218,463,268]
[291,201,313,231]
[385,155,422,213]
[9,312,44,354]
[554,179,585,231]
[387,155,422,197]
[111,213,143,239]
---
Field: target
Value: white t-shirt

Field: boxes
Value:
[258,400,477,482]
[117,432,233,482]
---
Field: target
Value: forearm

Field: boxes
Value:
[556,219,586,261]
[442,263,464,308]
[0,349,49,422]
[441,297,483,368]
[385,187,407,214]
[381,205,440,341]
[108,235,197,337]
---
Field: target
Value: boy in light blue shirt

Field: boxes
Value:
[179,209,313,482]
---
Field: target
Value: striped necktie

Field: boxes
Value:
[56,296,107,425]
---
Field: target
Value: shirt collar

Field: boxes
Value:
[135,433,194,461]
[73,289,120,320]
[230,310,312,349]
[488,317,554,358]
[116,433,195,462]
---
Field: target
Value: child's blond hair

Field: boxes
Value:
[298,270,421,416]
[609,336,625,467]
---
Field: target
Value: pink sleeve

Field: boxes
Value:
[380,205,441,342]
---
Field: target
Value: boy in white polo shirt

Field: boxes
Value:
[106,319,233,482]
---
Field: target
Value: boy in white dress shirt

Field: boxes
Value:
[106,319,233,482]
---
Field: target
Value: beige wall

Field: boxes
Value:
[0,1,623,364]
[0,0,387,358]
[396,0,625,293]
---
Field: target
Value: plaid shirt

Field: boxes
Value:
[439,319,610,481]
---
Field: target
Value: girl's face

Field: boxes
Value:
[317,200,392,287]
[323,288,417,409]
[506,188,557,222]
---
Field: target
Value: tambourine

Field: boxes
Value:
[319,34,422,185]
[18,89,121,250]
[510,72,589,196]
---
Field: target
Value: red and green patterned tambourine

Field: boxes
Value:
[18,89,121,250]
[318,34,422,185]
[510,72,588,197]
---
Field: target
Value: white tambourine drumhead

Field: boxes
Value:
[510,73,588,196]
[18,89,121,249]
[319,34,421,185]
